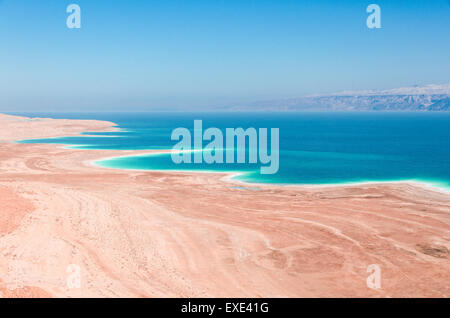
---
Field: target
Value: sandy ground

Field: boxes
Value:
[0,113,449,298]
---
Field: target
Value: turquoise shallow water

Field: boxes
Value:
[14,112,450,189]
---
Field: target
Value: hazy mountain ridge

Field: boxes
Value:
[232,84,450,111]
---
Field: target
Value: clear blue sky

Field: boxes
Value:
[0,0,449,111]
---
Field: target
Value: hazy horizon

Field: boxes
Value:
[1,0,449,111]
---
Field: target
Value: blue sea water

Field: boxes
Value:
[14,112,450,189]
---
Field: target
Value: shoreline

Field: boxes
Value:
[13,112,450,194]
[91,150,450,194]
[94,157,450,194]
[1,112,449,298]
[27,136,449,195]
[93,154,450,194]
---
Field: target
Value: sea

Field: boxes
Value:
[14,112,450,189]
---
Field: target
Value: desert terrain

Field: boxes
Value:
[0,113,449,298]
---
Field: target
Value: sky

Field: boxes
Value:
[0,0,449,111]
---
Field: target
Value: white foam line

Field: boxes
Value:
[89,150,450,195]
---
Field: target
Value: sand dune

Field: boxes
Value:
[0,114,449,298]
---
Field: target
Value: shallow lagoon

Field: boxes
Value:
[16,112,450,189]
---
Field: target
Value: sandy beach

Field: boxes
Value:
[0,113,449,298]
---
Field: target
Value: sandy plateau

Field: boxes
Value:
[0,113,449,298]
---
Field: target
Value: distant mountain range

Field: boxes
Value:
[230,84,450,111]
